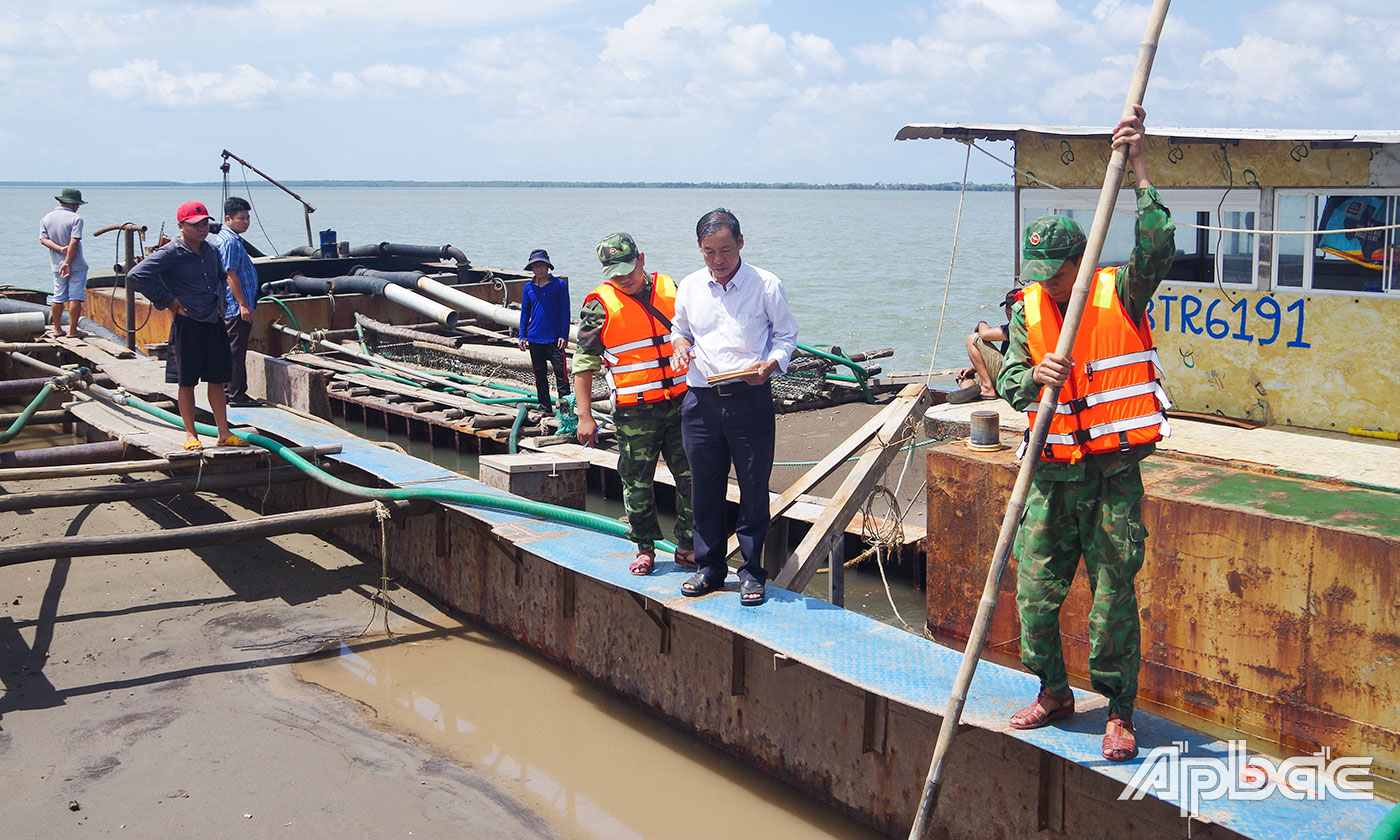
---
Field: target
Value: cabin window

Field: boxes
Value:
[1019,188,1258,288]
[1273,191,1397,295]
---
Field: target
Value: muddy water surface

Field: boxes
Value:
[296,628,887,840]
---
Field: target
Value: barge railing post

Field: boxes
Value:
[906,1,1172,836]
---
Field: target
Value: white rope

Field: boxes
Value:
[923,141,976,385]
[969,140,1400,238]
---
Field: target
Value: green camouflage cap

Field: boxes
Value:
[1021,215,1086,286]
[597,232,640,280]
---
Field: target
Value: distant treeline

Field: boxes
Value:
[3,180,1012,191]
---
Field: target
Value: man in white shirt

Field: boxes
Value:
[39,188,90,337]
[671,208,799,606]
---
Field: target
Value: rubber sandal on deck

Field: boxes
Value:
[217,434,250,447]
[673,548,697,569]
[739,578,766,606]
[680,571,724,597]
[183,440,204,452]
[947,383,985,404]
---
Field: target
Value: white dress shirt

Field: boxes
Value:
[673,260,799,388]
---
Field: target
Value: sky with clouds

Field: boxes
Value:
[3,1,1396,184]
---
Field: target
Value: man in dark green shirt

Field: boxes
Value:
[996,105,1175,762]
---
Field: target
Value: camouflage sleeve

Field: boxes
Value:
[1119,185,1176,322]
[994,302,1041,412]
[570,297,606,375]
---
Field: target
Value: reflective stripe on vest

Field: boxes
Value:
[1021,266,1169,463]
[588,273,689,407]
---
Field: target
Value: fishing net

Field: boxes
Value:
[375,340,839,408]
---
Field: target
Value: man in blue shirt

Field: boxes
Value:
[216,197,260,406]
[517,248,572,417]
[128,200,251,451]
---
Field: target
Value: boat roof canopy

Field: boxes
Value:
[895,123,1400,147]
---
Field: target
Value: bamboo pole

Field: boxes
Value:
[905,2,1172,836]
[0,499,427,567]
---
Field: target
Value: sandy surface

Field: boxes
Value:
[0,473,563,840]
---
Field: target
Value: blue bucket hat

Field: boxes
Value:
[524,248,553,271]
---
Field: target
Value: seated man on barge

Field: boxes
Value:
[996,105,1175,762]
[572,232,695,576]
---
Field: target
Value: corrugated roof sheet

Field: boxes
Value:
[895,123,1400,145]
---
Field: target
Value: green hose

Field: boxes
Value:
[354,321,370,356]
[797,342,872,402]
[508,402,529,454]
[116,391,675,553]
[259,296,307,350]
[0,384,55,444]
[1371,800,1400,840]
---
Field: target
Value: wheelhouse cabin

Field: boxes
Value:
[898,124,1400,434]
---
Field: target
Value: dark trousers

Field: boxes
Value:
[224,317,254,400]
[681,382,774,584]
[527,342,570,410]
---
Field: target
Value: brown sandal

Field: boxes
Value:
[673,548,697,569]
[629,548,655,576]
[1009,688,1075,730]
[1102,718,1138,761]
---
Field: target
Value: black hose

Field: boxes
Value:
[263,276,332,296]
[349,266,424,287]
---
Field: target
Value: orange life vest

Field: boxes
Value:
[587,273,688,407]
[1020,266,1172,463]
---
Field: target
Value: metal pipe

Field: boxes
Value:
[0,313,47,340]
[0,499,426,567]
[0,409,68,426]
[220,149,316,246]
[0,443,341,482]
[416,276,579,342]
[0,377,60,397]
[0,440,128,468]
[0,463,351,512]
[383,283,460,328]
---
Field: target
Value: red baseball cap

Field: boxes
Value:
[177,201,214,224]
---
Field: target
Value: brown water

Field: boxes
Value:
[296,627,887,840]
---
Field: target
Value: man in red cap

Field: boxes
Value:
[128,201,252,451]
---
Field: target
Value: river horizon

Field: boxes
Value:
[3,184,1016,373]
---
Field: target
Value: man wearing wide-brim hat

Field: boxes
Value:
[39,188,90,337]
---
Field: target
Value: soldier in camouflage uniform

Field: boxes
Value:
[995,105,1175,762]
[573,233,694,575]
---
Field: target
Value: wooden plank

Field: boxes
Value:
[723,387,921,560]
[772,385,931,593]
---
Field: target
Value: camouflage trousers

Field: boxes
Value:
[1014,459,1147,720]
[615,398,693,551]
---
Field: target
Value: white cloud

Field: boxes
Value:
[88,60,307,107]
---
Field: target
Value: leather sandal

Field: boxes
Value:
[629,548,655,576]
[673,548,697,569]
[1009,688,1075,730]
[1102,718,1138,762]
[739,578,766,606]
[680,571,724,597]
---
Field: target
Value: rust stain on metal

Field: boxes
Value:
[924,441,1400,782]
